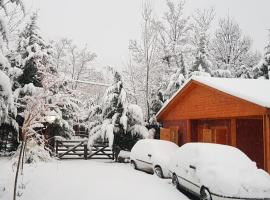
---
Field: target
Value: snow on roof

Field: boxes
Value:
[157,76,270,118]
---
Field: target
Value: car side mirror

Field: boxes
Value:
[148,154,152,157]
[189,165,196,170]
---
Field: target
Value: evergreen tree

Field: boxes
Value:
[0,71,17,130]
[17,13,55,87]
[254,33,270,79]
[88,69,152,159]
[190,33,212,76]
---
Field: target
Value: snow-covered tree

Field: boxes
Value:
[254,32,270,79]
[190,33,212,76]
[210,16,253,76]
[88,69,152,158]
[17,13,55,88]
[129,1,160,121]
[0,71,17,130]
[162,67,186,101]
[212,69,232,78]
[156,0,190,70]
[190,8,215,49]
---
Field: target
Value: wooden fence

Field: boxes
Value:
[0,125,18,153]
[55,140,114,160]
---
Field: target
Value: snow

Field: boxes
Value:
[157,76,270,118]
[0,158,190,200]
[117,150,131,162]
[169,143,270,198]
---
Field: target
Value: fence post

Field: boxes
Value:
[56,140,59,157]
[84,144,88,160]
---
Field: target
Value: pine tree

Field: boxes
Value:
[190,33,212,76]
[17,13,55,87]
[254,33,270,79]
[88,69,152,159]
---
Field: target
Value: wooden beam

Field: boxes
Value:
[187,120,191,143]
[230,119,237,147]
[264,114,270,173]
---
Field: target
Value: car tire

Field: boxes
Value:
[172,173,180,189]
[200,187,212,200]
[154,166,164,178]
[130,160,137,170]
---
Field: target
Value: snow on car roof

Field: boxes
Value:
[157,76,270,118]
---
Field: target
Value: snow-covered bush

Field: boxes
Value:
[13,138,51,164]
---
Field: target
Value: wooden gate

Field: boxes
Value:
[56,140,114,160]
[0,125,18,153]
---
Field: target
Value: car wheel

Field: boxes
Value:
[130,160,137,170]
[154,166,164,178]
[172,173,179,189]
[200,187,212,200]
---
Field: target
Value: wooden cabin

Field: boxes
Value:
[157,76,270,173]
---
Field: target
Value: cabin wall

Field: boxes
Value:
[162,120,188,146]
[162,84,267,121]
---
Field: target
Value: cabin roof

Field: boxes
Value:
[157,76,270,119]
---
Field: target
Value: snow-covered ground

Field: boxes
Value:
[0,158,190,200]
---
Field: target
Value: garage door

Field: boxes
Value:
[236,119,264,169]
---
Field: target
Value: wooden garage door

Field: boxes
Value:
[198,120,229,144]
[236,119,264,169]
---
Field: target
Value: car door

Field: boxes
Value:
[186,163,200,194]
[142,145,154,172]
[135,143,153,172]
[175,158,200,195]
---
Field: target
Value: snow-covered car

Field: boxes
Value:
[130,139,178,178]
[169,143,270,200]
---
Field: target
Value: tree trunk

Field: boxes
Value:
[13,142,24,200]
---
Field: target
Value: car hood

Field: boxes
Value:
[197,165,270,198]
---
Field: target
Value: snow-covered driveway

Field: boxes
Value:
[0,159,190,200]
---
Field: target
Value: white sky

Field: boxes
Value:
[26,0,270,69]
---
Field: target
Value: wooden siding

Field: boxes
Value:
[162,120,188,145]
[159,82,267,121]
